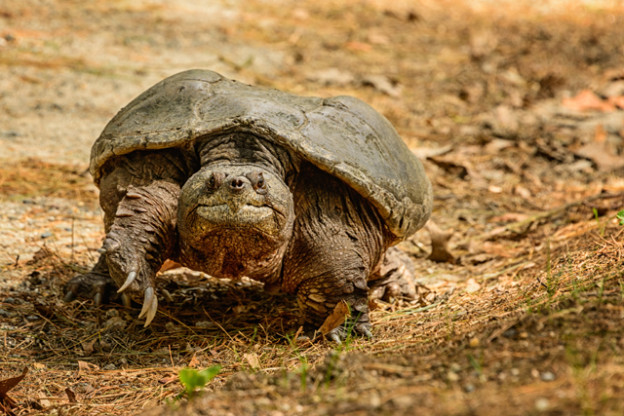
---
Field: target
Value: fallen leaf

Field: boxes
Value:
[367,32,390,45]
[81,339,96,355]
[0,367,27,415]
[411,144,453,160]
[608,95,624,109]
[318,300,350,335]
[32,362,46,370]
[77,360,100,375]
[465,278,481,293]
[562,89,615,112]
[307,68,355,86]
[243,352,260,370]
[484,138,515,153]
[159,259,182,272]
[64,388,77,404]
[361,75,402,97]
[426,221,456,264]
[345,41,372,52]
[574,124,624,171]
[158,375,178,385]
[490,213,529,223]
[465,253,496,265]
[188,353,200,368]
[514,185,532,199]
[428,155,470,179]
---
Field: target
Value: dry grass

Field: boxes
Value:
[2,197,624,415]
[0,160,96,205]
[1,0,624,415]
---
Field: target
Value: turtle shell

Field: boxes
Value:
[90,69,432,240]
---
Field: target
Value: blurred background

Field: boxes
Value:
[2,0,622,164]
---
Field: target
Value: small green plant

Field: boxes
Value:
[617,210,624,226]
[337,315,359,352]
[596,277,605,305]
[467,353,482,374]
[178,366,221,398]
[323,350,341,387]
[544,240,559,298]
[298,354,309,391]
[284,331,311,392]
[592,208,607,236]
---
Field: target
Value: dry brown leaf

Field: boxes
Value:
[81,339,96,355]
[0,367,27,415]
[243,352,260,370]
[65,387,77,404]
[574,125,624,171]
[361,75,402,97]
[562,89,615,112]
[465,278,481,293]
[490,213,529,223]
[318,300,350,335]
[77,361,100,374]
[608,95,624,109]
[411,144,453,160]
[157,375,178,385]
[32,362,46,370]
[188,353,200,368]
[159,259,182,272]
[345,41,372,52]
[426,222,456,264]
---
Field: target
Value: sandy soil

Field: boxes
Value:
[1,0,624,415]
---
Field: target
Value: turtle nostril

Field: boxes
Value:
[229,177,245,192]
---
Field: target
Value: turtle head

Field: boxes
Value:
[178,164,294,279]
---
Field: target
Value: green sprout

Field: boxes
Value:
[178,366,221,398]
[617,210,624,226]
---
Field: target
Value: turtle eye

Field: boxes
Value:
[249,171,267,194]
[206,172,224,191]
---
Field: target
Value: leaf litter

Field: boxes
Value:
[1,0,624,415]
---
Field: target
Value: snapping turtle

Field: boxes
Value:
[64,69,432,339]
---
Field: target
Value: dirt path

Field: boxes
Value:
[1,1,624,415]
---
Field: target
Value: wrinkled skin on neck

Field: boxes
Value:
[177,133,297,283]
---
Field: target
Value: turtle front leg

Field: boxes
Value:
[295,268,373,341]
[282,166,386,341]
[65,180,180,326]
[103,181,179,325]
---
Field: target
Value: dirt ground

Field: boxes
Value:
[1,0,624,415]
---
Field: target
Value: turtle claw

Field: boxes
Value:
[358,326,374,339]
[63,290,76,302]
[117,271,137,293]
[94,291,103,307]
[63,263,116,305]
[328,331,343,345]
[138,286,158,326]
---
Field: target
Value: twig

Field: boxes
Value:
[485,191,624,240]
